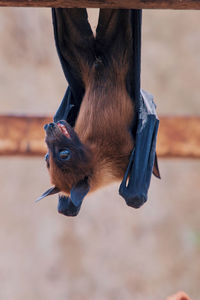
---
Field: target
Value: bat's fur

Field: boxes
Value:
[45,9,134,196]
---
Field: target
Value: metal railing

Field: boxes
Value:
[0,115,199,157]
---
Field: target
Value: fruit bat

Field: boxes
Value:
[37,8,160,216]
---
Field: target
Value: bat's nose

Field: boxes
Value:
[44,123,55,131]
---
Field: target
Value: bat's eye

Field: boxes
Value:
[59,149,71,160]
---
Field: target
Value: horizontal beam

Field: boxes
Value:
[0,115,51,156]
[0,115,200,158]
[0,0,200,9]
[157,116,200,158]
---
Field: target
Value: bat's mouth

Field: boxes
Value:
[57,122,71,139]
[44,121,72,139]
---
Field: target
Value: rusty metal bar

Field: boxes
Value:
[0,0,200,9]
[157,116,200,158]
[0,115,200,158]
[0,115,51,156]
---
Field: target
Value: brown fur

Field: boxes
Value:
[49,147,93,193]
[75,59,134,191]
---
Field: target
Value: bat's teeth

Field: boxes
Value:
[57,123,71,139]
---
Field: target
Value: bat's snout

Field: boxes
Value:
[44,122,59,136]
[44,121,72,141]
[44,122,55,131]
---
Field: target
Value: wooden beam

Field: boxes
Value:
[0,115,200,158]
[0,0,200,9]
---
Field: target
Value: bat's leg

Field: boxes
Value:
[53,8,96,123]
[96,9,132,63]
[53,8,95,85]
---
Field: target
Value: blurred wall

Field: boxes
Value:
[0,8,200,300]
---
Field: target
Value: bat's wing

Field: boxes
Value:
[119,10,160,208]
[52,8,96,216]
[52,8,93,125]
[119,90,159,208]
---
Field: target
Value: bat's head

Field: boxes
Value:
[37,120,92,203]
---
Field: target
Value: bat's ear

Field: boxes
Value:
[36,186,60,202]
[57,178,90,217]
[70,177,90,207]
[153,153,161,179]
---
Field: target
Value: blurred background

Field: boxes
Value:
[0,8,200,300]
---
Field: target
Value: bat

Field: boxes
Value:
[37,9,160,216]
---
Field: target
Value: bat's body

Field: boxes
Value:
[38,9,159,215]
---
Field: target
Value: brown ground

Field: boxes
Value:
[0,8,200,300]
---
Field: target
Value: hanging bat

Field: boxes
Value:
[37,8,160,216]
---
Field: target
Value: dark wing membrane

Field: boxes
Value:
[118,10,160,209]
[119,90,159,208]
[52,8,94,125]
